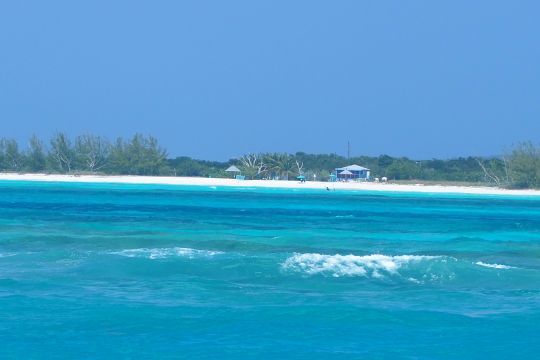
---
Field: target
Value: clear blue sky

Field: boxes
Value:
[1,1,539,160]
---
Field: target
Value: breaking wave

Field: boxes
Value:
[475,261,515,269]
[282,253,444,279]
[109,247,223,260]
[0,252,17,258]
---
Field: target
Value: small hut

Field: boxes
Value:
[339,169,353,180]
[225,165,241,179]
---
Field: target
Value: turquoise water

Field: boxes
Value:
[1,181,539,359]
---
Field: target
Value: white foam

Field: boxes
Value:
[110,247,223,259]
[475,261,515,269]
[282,253,439,278]
[0,253,16,258]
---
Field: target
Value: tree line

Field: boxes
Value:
[230,150,539,189]
[0,133,168,176]
[1,133,539,188]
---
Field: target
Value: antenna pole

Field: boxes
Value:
[347,141,350,160]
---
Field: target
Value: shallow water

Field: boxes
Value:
[1,181,539,358]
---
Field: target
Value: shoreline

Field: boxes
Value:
[1,173,540,197]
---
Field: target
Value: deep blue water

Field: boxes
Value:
[1,181,539,359]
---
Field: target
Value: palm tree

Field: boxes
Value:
[265,153,296,180]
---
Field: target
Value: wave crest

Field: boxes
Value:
[282,253,441,279]
[475,261,515,269]
[0,252,16,258]
[110,247,223,260]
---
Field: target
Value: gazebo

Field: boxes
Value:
[225,165,241,179]
[339,169,353,180]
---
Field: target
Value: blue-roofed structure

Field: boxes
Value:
[332,164,370,181]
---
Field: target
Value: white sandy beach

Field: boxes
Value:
[1,173,540,196]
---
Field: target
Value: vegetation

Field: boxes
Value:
[0,133,169,176]
[505,142,540,188]
[1,134,540,188]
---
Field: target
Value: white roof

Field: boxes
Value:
[335,164,370,171]
[339,169,353,175]
[225,165,241,172]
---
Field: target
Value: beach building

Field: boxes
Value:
[333,164,370,181]
[225,165,244,180]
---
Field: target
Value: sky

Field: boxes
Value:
[1,1,539,160]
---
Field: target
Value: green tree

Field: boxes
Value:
[265,153,296,180]
[385,158,421,180]
[142,135,168,175]
[49,132,74,173]
[25,135,47,172]
[107,138,128,174]
[75,134,110,173]
[108,134,168,175]
[0,138,23,171]
[0,140,4,170]
[239,153,266,179]
[507,142,540,188]
[378,155,394,169]
[167,156,228,177]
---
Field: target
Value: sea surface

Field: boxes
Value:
[0,181,539,359]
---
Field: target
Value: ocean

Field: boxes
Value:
[0,181,539,359]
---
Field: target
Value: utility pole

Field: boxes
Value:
[347,141,350,160]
